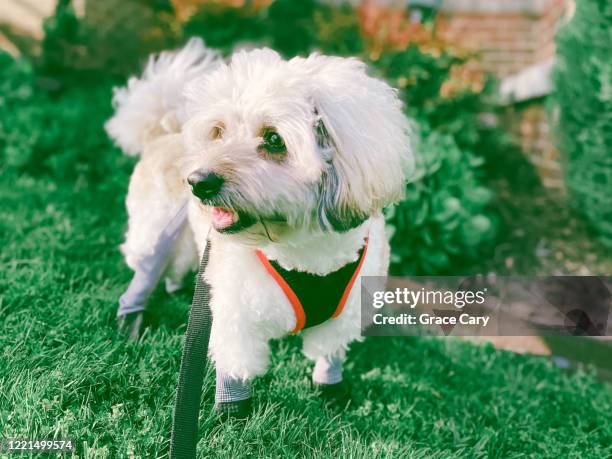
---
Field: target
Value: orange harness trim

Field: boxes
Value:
[255,236,369,334]
[332,237,369,319]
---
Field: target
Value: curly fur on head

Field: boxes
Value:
[181,48,414,236]
[105,37,221,156]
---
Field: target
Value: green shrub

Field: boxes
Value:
[386,127,495,274]
[369,47,499,273]
[183,3,266,55]
[553,0,612,247]
[0,53,37,168]
[38,0,178,82]
[265,0,318,57]
[182,0,363,57]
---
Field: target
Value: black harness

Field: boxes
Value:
[255,237,368,332]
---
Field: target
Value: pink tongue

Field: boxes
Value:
[212,207,236,229]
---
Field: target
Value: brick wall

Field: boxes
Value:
[437,13,537,77]
[355,1,571,189]
[437,0,567,77]
[504,101,564,189]
[436,0,570,190]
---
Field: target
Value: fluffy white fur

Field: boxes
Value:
[106,37,221,156]
[109,41,413,382]
[106,38,219,283]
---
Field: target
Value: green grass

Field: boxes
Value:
[1,169,611,459]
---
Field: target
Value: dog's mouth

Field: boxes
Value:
[210,206,257,234]
[211,207,236,230]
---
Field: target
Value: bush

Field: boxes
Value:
[1,0,163,183]
[182,0,363,57]
[553,0,612,247]
[39,0,178,81]
[369,46,498,273]
[183,3,266,55]
[387,127,495,274]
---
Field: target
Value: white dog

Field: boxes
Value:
[106,38,413,416]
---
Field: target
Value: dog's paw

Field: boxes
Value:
[215,398,252,420]
[117,312,145,341]
[314,381,351,409]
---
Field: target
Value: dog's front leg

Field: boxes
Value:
[312,350,345,385]
[215,369,252,418]
[209,312,271,418]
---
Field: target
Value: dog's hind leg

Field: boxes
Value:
[303,320,357,407]
[164,224,198,294]
[118,202,189,338]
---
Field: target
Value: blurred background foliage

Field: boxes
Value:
[553,0,612,248]
[0,0,608,275]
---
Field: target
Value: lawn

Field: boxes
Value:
[1,168,611,458]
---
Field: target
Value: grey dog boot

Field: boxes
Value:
[215,370,253,420]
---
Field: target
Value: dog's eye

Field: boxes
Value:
[261,129,286,154]
[210,123,225,140]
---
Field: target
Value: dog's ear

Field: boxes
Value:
[291,54,414,232]
[314,117,369,232]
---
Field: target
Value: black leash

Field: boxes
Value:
[170,239,213,459]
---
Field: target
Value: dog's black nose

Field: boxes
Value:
[188,171,225,200]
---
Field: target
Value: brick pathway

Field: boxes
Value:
[0,0,56,55]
